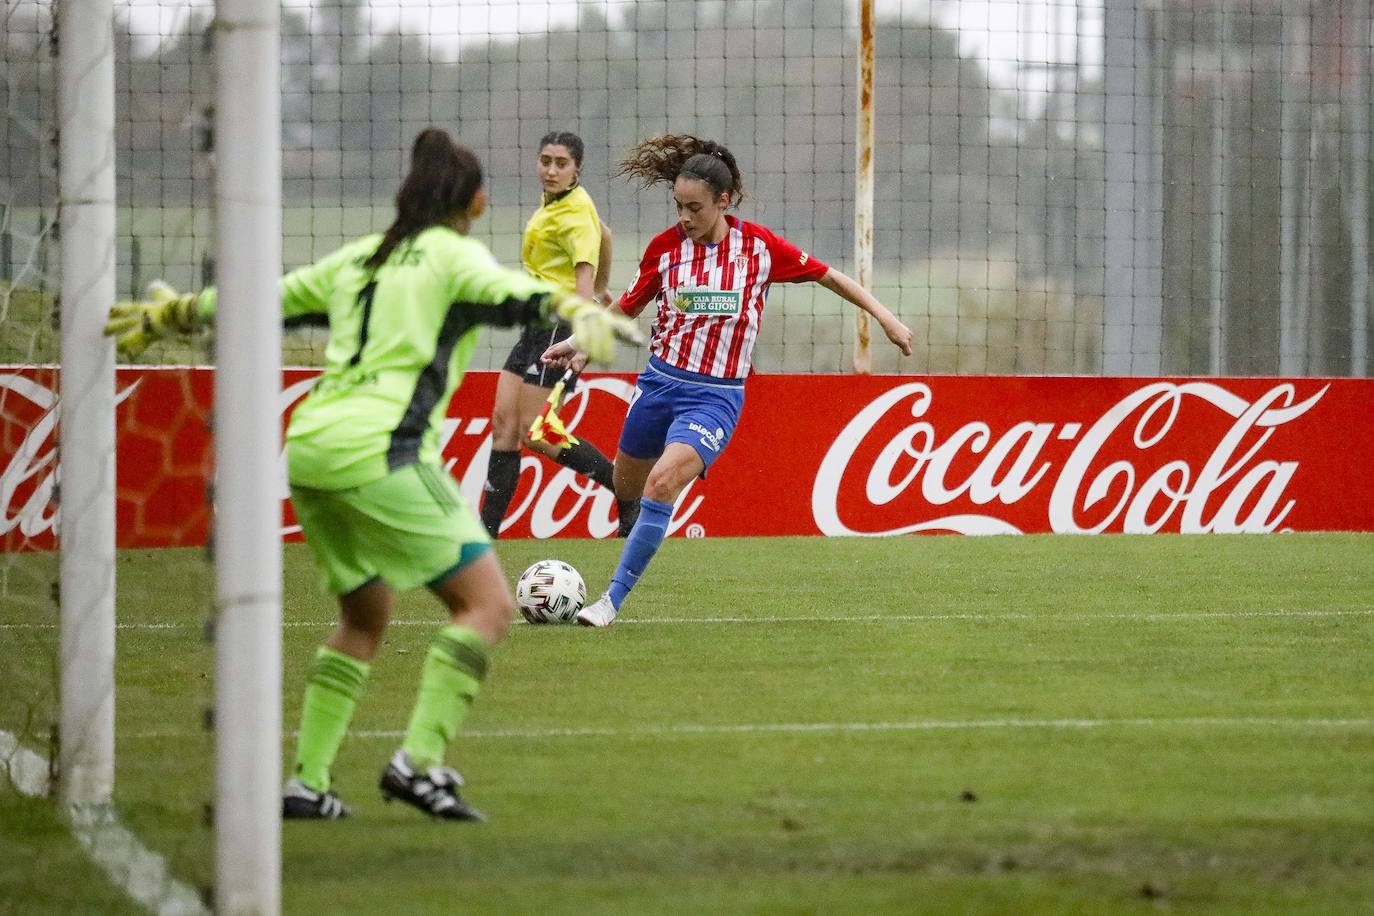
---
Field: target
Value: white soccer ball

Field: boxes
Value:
[516,559,586,624]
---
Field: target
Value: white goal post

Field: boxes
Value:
[57,0,117,811]
[56,0,285,909]
[211,0,283,911]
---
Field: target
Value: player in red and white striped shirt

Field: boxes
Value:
[618,194,828,378]
[544,134,912,626]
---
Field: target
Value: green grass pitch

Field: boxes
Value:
[3,534,1373,914]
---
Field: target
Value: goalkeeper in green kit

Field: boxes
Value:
[105,128,641,821]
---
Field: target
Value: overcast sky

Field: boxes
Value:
[116,0,1104,88]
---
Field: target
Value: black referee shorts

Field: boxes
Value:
[501,321,578,389]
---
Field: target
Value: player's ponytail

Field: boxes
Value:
[617,134,744,207]
[365,127,484,271]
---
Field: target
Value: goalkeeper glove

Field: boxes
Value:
[550,293,643,366]
[104,281,202,361]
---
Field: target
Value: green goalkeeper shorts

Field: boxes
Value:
[290,462,491,596]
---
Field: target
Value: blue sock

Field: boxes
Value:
[608,497,673,609]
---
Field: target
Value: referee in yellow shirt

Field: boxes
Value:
[480,130,640,538]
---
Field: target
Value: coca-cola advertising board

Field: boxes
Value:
[3,366,1371,552]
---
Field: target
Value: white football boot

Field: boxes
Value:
[574,593,619,628]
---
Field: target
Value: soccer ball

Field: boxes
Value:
[516,559,586,624]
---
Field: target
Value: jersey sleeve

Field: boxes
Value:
[556,201,602,271]
[189,239,365,320]
[444,236,557,327]
[760,227,829,284]
[277,242,362,319]
[617,244,664,317]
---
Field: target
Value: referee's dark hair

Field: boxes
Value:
[540,130,585,169]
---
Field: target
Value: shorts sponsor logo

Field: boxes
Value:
[689,422,726,453]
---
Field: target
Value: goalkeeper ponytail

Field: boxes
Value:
[617,134,744,207]
[365,127,484,271]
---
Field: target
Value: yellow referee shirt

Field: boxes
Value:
[521,184,601,294]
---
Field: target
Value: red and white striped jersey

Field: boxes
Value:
[616,215,829,379]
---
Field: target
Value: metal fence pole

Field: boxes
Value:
[852,0,874,375]
[1345,0,1371,376]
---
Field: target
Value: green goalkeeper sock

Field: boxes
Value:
[294,646,370,792]
[401,624,490,769]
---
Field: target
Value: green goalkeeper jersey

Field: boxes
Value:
[200,225,555,490]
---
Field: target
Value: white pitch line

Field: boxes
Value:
[0,730,207,916]
[2,607,1371,632]
[350,716,1374,741]
[123,715,1374,743]
[540,608,1372,626]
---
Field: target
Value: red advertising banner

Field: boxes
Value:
[3,366,1372,552]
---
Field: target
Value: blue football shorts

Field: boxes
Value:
[617,358,745,473]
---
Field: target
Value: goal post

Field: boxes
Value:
[56,0,117,810]
[211,0,283,910]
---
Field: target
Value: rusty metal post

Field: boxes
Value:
[853,0,875,374]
